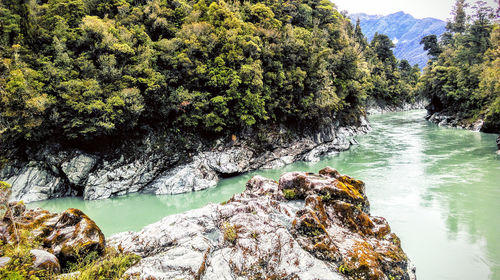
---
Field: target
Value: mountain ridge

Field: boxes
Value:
[351,11,446,67]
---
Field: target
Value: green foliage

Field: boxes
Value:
[222,222,237,244]
[65,247,140,280]
[364,33,420,107]
[0,181,11,220]
[0,230,48,280]
[419,0,499,132]
[447,0,468,33]
[283,189,296,200]
[420,35,442,59]
[0,0,416,154]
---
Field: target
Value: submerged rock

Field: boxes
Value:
[109,168,415,280]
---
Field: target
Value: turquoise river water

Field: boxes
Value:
[29,110,500,280]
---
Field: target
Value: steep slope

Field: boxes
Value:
[351,12,446,67]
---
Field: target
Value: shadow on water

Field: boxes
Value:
[28,110,500,279]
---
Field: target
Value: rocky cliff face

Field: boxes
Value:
[367,100,427,115]
[1,119,370,202]
[109,168,416,280]
[425,112,486,132]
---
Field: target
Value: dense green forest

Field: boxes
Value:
[419,0,500,132]
[0,0,418,155]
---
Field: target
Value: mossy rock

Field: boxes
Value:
[2,206,105,269]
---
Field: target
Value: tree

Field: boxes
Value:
[420,35,442,59]
[447,0,468,33]
[371,33,396,63]
[354,18,368,48]
[419,0,500,134]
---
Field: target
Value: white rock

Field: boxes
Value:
[61,154,97,185]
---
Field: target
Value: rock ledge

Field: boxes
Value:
[109,167,416,280]
[2,120,370,202]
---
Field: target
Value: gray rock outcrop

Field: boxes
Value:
[367,100,427,115]
[61,154,97,186]
[0,163,70,203]
[1,119,370,202]
[426,112,484,131]
[109,168,416,280]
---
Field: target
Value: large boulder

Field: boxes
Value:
[1,205,105,267]
[61,154,97,186]
[0,163,69,203]
[146,158,219,195]
[109,167,415,280]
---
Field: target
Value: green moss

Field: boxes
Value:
[222,222,237,244]
[320,192,332,201]
[0,181,10,190]
[283,189,296,200]
[0,229,47,280]
[67,247,140,280]
[251,231,259,239]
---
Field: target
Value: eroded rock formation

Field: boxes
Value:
[109,168,416,280]
[1,120,370,202]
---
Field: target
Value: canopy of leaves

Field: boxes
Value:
[0,0,417,153]
[419,0,499,132]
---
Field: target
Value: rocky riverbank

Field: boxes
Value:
[425,112,485,132]
[1,168,416,279]
[366,101,427,115]
[109,168,416,280]
[0,181,140,279]
[425,112,500,154]
[1,119,370,202]
[497,136,500,155]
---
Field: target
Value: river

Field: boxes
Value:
[29,110,500,280]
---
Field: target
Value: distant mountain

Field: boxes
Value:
[351,11,446,68]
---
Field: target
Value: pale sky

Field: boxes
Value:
[332,0,499,21]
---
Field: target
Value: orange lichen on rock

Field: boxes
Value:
[338,175,366,195]
[334,180,365,201]
[282,168,413,280]
[279,169,370,212]
[343,241,385,280]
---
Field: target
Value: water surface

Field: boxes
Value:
[29,110,500,280]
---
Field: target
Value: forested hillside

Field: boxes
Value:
[352,21,421,108]
[419,0,500,132]
[0,0,418,157]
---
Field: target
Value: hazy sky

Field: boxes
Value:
[333,0,499,21]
